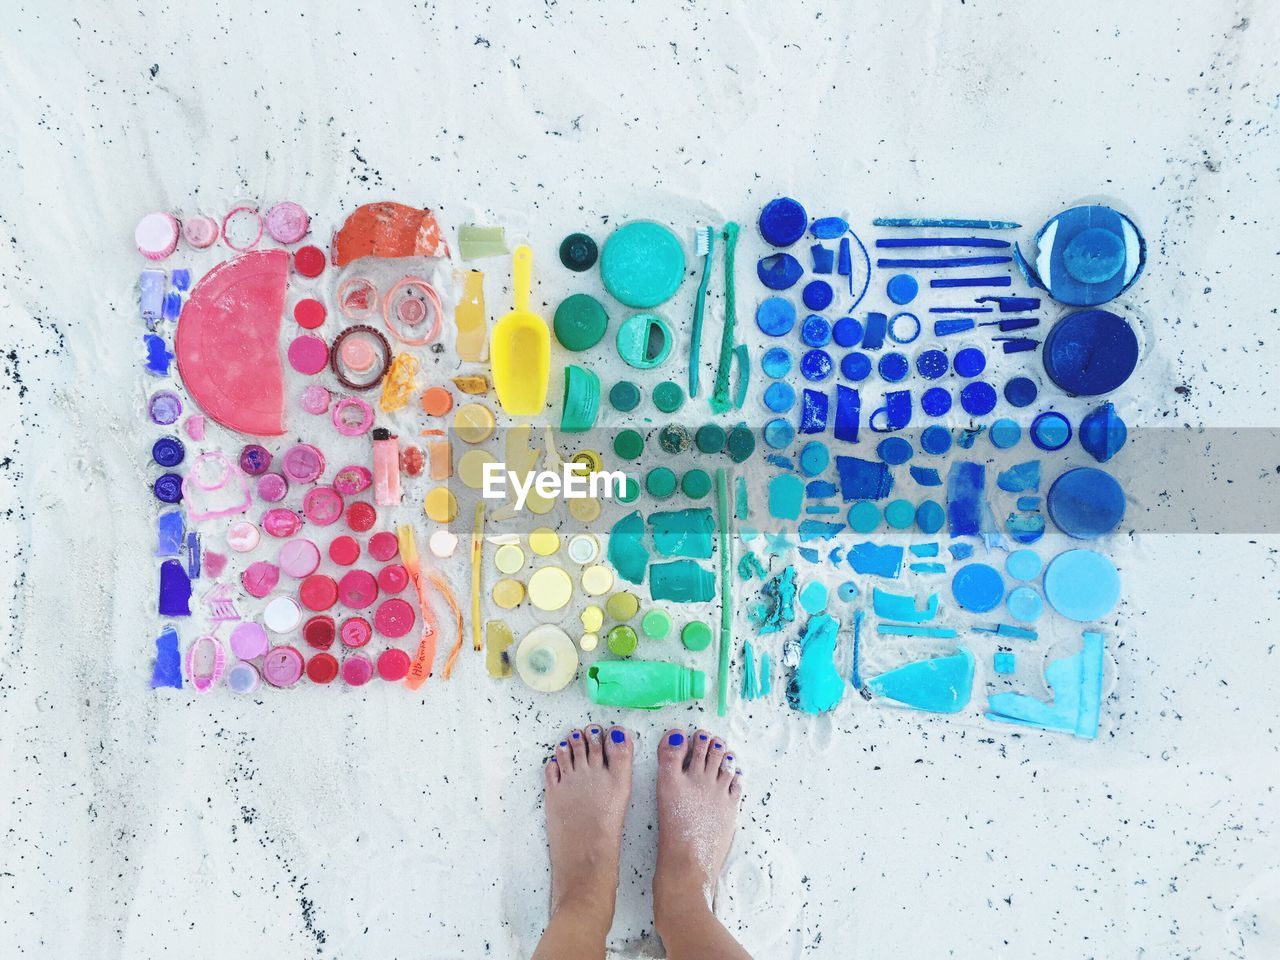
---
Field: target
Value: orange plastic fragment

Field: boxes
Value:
[331,202,451,266]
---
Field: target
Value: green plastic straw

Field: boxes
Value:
[709,223,740,413]
[716,467,732,716]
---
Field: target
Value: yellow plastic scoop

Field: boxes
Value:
[491,244,550,415]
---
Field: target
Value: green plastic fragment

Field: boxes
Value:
[725,423,755,463]
[560,365,600,432]
[649,507,714,559]
[616,312,673,369]
[458,224,508,260]
[653,381,685,413]
[737,550,767,581]
[607,511,649,584]
[658,424,692,454]
[689,226,716,397]
[681,468,712,499]
[734,475,749,519]
[616,475,640,503]
[553,294,609,351]
[650,560,716,603]
[614,429,644,460]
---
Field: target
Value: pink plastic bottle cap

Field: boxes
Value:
[373,597,416,638]
[241,561,280,598]
[341,653,375,686]
[368,531,400,562]
[227,521,261,553]
[262,507,303,538]
[182,215,220,249]
[279,538,321,578]
[265,201,310,244]
[333,465,373,495]
[257,472,289,503]
[338,569,379,609]
[136,212,180,260]
[288,335,330,376]
[377,563,409,593]
[262,645,305,687]
[229,621,270,659]
[329,535,361,566]
[300,384,331,414]
[282,444,325,483]
[300,574,339,611]
[263,595,302,633]
[340,336,378,372]
[377,647,412,681]
[222,206,264,251]
[302,486,344,526]
[340,616,373,648]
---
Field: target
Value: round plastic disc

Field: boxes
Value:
[600,222,685,308]
[951,563,1005,613]
[1044,549,1120,622]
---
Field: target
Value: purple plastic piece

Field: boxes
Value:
[158,559,192,616]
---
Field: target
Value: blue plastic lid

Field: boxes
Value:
[953,347,987,378]
[801,313,832,347]
[832,316,864,347]
[951,563,1005,612]
[802,279,834,311]
[800,349,834,382]
[1044,548,1120,621]
[152,436,186,467]
[916,349,948,380]
[876,436,913,465]
[884,499,915,529]
[1047,467,1125,539]
[756,297,796,336]
[153,473,184,503]
[960,381,997,416]
[798,441,830,477]
[1031,411,1073,451]
[921,387,952,417]
[878,352,910,383]
[1005,585,1044,622]
[1042,309,1139,396]
[886,273,918,305]
[1023,205,1145,306]
[847,501,880,533]
[1004,549,1043,581]
[761,346,793,379]
[915,499,945,534]
[840,352,872,382]
[764,417,795,449]
[1003,376,1039,407]
[989,418,1021,449]
[759,197,808,247]
[763,381,796,413]
[920,424,952,455]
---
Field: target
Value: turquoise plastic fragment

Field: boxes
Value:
[850,608,866,690]
[768,474,805,521]
[786,614,845,714]
[798,520,843,541]
[759,652,773,696]
[740,639,759,700]
[909,562,947,574]
[735,476,749,519]
[867,648,974,714]
[848,542,903,578]
[993,651,1016,675]
[910,542,940,557]
[650,560,716,603]
[799,580,829,615]
[737,551,767,581]
[759,567,797,634]
[986,631,1105,739]
[608,511,650,584]
[649,508,714,559]
[875,624,957,638]
[872,588,939,622]
[797,547,820,563]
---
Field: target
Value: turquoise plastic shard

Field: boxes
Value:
[848,542,903,578]
[998,460,1041,493]
[986,631,1105,739]
[867,648,975,714]
[786,613,845,714]
[650,560,716,603]
[768,474,805,521]
[649,508,715,559]
[608,511,649,584]
[760,566,797,634]
[872,588,939,623]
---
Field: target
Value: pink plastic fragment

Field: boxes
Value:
[186,635,226,693]
[242,561,280,597]
[333,465,372,495]
[183,415,207,441]
[262,507,303,538]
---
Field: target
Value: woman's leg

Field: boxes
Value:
[651,729,752,960]
[532,724,634,960]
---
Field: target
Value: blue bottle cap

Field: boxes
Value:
[884,499,915,529]
[1005,585,1044,622]
[761,346,793,379]
[916,349,949,380]
[801,313,832,347]
[877,352,910,383]
[951,563,1004,612]
[1042,309,1139,396]
[1043,549,1120,622]
[763,418,795,449]
[1004,549,1043,581]
[153,473,184,503]
[921,387,952,417]
[1020,205,1145,306]
[759,197,808,247]
[1003,376,1038,408]
[1047,467,1125,539]
[802,279,834,311]
[798,441,830,477]
[800,349,833,382]
[960,381,997,416]
[876,436,913,465]
[1031,411,1073,451]
[840,352,872,382]
[920,424,952,455]
[886,273,918,305]
[763,381,796,413]
[915,499,945,534]
[832,316,864,347]
[953,347,987,378]
[989,418,1021,449]
[756,297,797,337]
[152,436,186,467]
[847,501,881,533]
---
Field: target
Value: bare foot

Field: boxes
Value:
[543,723,634,926]
[653,728,743,922]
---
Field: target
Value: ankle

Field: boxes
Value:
[653,863,714,929]
[551,878,617,934]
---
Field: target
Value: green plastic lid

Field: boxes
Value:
[658,424,691,455]
[653,381,684,413]
[726,424,756,463]
[553,294,609,351]
[606,624,639,657]
[560,365,600,433]
[681,621,712,651]
[600,221,686,308]
[613,429,644,460]
[645,466,678,499]
[606,591,640,620]
[681,468,712,499]
[695,423,726,454]
[641,609,672,639]
[559,232,598,272]
[616,475,640,503]
[609,380,641,412]
[616,312,673,369]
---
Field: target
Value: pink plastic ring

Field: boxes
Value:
[382,276,443,346]
[337,276,379,320]
[332,396,374,436]
[221,205,264,252]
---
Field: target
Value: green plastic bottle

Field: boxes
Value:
[585,661,705,709]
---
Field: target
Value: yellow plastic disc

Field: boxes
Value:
[458,449,498,490]
[570,449,603,474]
[492,578,525,609]
[528,566,574,612]
[423,486,458,523]
[454,402,496,444]
[525,489,556,514]
[581,564,615,597]
[569,496,601,523]
[579,633,599,652]
[605,591,640,622]
[494,543,526,574]
[580,605,605,633]
[529,527,561,556]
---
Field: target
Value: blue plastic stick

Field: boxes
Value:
[873,217,1021,229]
[930,276,1012,288]
[876,237,1011,248]
[875,256,1013,269]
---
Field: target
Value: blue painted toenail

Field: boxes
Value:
[572,732,580,739]
[668,732,685,746]
[726,755,734,762]
[590,728,601,734]
[549,758,557,763]
[610,729,625,743]
[714,743,723,749]
[560,741,568,747]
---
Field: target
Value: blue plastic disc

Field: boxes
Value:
[1042,309,1139,396]
[801,313,832,347]
[763,381,796,413]
[953,347,987,378]
[921,387,952,417]
[915,499,945,534]
[1004,376,1038,407]
[1005,549,1043,581]
[1024,204,1145,306]
[886,273,919,305]
[916,349,948,380]
[878,352,910,383]
[799,441,830,477]
[800,349,833,382]
[1006,586,1044,622]
[756,297,796,336]
[884,499,915,529]
[1031,411,1072,451]
[960,381,997,416]
[758,253,804,290]
[1044,549,1120,622]
[840,352,872,382]
[888,312,921,344]
[1047,467,1125,539]
[152,436,186,467]
[832,316,864,347]
[759,197,808,247]
[920,424,952,455]
[847,501,880,533]
[951,563,1005,613]
[762,346,793,379]
[802,280,834,311]
[764,417,795,449]
[989,418,1021,449]
[837,580,860,602]
[876,436,913,465]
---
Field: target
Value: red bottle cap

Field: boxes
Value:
[306,652,340,684]
[345,500,377,532]
[373,597,416,638]
[241,561,280,598]
[377,647,412,681]
[338,569,378,609]
[300,574,339,611]
[329,535,360,566]
[340,616,372,648]
[294,298,327,329]
[368,531,399,561]
[342,653,374,686]
[293,244,326,278]
[302,615,336,650]
[377,563,409,593]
